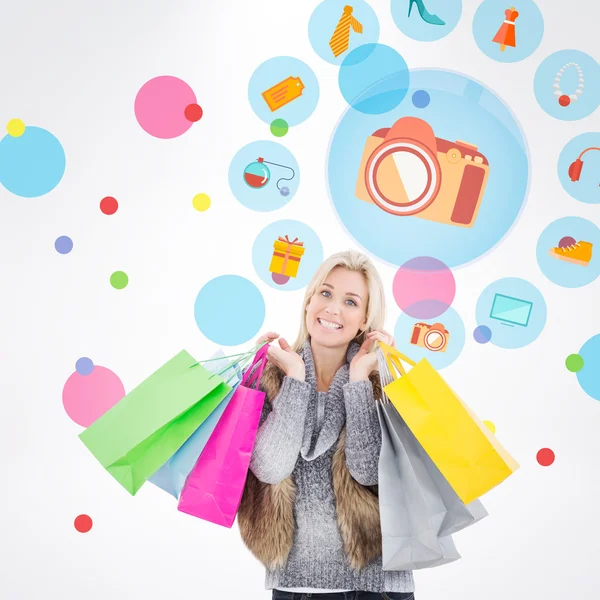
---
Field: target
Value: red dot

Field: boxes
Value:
[536,448,555,467]
[558,95,571,107]
[184,103,203,122]
[100,196,118,215]
[74,514,93,533]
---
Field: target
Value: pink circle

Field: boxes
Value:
[134,76,198,139]
[559,236,576,248]
[62,366,125,427]
[392,257,455,319]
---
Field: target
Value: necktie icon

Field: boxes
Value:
[329,5,363,58]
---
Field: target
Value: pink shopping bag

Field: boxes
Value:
[177,344,268,527]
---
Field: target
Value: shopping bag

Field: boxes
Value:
[377,348,488,570]
[79,348,249,496]
[379,342,520,504]
[148,350,243,498]
[177,344,269,527]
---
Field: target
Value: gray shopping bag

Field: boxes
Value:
[376,348,488,571]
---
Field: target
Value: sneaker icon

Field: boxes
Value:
[549,239,593,267]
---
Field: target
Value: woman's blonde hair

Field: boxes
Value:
[292,249,386,352]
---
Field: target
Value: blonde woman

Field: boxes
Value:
[238,250,415,600]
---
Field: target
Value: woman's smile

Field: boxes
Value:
[317,317,343,331]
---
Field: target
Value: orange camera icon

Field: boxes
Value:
[410,322,450,353]
[355,117,490,228]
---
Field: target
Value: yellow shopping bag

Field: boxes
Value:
[379,343,519,504]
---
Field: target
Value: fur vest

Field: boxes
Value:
[237,361,383,571]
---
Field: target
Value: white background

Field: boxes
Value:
[0,0,599,598]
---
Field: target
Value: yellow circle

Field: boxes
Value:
[446,148,462,164]
[7,118,25,137]
[483,420,496,434]
[192,193,211,212]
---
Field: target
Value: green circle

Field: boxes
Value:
[565,353,584,373]
[110,271,128,290]
[270,118,289,137]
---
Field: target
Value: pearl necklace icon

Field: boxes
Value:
[553,62,584,107]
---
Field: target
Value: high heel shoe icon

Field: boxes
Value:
[408,0,445,26]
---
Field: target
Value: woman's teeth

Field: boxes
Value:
[318,318,342,330]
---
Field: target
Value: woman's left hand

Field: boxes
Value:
[349,329,395,381]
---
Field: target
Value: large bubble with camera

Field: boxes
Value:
[327,67,529,268]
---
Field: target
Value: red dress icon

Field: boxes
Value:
[493,7,519,52]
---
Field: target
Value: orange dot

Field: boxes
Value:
[536,448,555,467]
[74,514,93,533]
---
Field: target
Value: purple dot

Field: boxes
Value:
[76,357,95,376]
[55,236,73,254]
[412,90,430,109]
[272,273,290,285]
[559,236,576,249]
[474,325,492,344]
[280,186,290,197]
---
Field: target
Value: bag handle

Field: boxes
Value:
[378,342,416,380]
[241,343,269,389]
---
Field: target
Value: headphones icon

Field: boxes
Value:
[568,146,600,184]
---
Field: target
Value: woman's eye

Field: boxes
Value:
[346,299,357,307]
[321,290,331,297]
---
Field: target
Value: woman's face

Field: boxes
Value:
[306,266,369,349]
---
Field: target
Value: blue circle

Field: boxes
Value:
[412,90,430,108]
[473,325,492,344]
[248,56,320,127]
[339,44,409,114]
[473,0,544,63]
[393,306,465,369]
[328,69,529,268]
[391,0,462,42]
[0,126,66,198]
[252,220,324,291]
[475,277,547,349]
[55,235,73,254]
[308,0,380,66]
[558,132,600,205]
[280,186,290,196]
[536,217,599,288]
[76,357,95,376]
[194,276,265,346]
[577,335,600,401]
[534,50,600,121]
[229,141,299,212]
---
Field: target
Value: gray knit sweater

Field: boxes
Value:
[248,340,415,593]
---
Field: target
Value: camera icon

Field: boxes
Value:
[355,117,490,227]
[410,322,450,352]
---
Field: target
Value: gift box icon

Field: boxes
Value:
[269,235,305,285]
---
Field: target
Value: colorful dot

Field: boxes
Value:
[55,235,73,254]
[110,271,128,289]
[0,126,66,198]
[270,118,289,137]
[280,186,290,197]
[537,448,555,467]
[63,365,125,427]
[75,357,94,376]
[392,257,455,319]
[7,118,25,137]
[134,76,199,139]
[184,103,203,122]
[412,90,430,109]
[483,420,496,434]
[558,236,576,248]
[74,514,93,533]
[558,95,571,107]
[565,353,584,373]
[100,196,118,215]
[272,272,290,285]
[192,193,211,212]
[194,275,265,345]
[473,325,492,344]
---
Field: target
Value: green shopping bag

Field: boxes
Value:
[79,347,256,496]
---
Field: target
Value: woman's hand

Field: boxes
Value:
[255,332,306,381]
[349,329,395,381]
